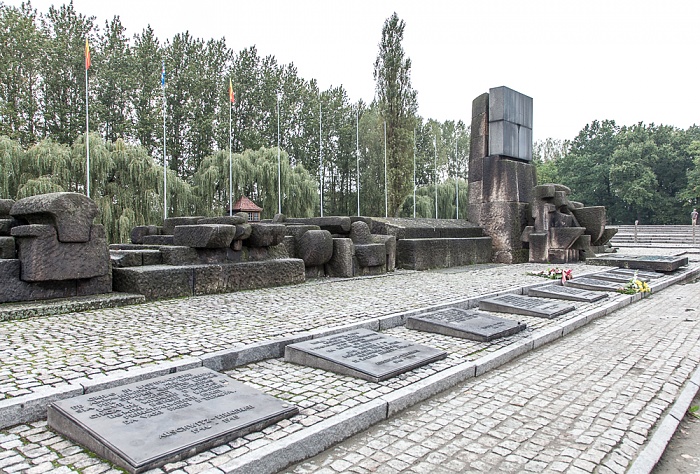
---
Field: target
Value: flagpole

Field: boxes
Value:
[229,88,233,216]
[162,61,167,220]
[85,38,90,198]
[384,120,387,218]
[455,132,459,219]
[277,92,281,214]
[434,135,438,219]
[356,106,360,217]
[319,93,323,218]
[413,128,416,219]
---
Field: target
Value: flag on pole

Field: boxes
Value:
[161,61,166,87]
[229,78,235,104]
[85,38,91,70]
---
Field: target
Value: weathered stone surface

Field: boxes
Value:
[162,217,205,235]
[0,217,20,236]
[373,234,396,272]
[325,238,354,277]
[534,184,556,199]
[0,198,14,217]
[549,227,585,249]
[478,201,529,263]
[350,221,374,244]
[354,243,386,268]
[406,308,526,342]
[113,265,195,300]
[10,192,99,243]
[285,328,447,382]
[111,249,162,267]
[284,225,321,242]
[587,272,650,284]
[527,233,548,263]
[76,272,112,296]
[482,155,536,203]
[396,237,492,270]
[489,86,533,128]
[159,246,199,265]
[48,367,298,474]
[0,259,77,303]
[565,277,622,292]
[548,248,578,264]
[571,206,606,243]
[478,294,575,318]
[173,224,236,249]
[469,93,489,166]
[0,236,16,259]
[247,223,286,247]
[272,213,286,223]
[370,218,484,240]
[142,235,175,245]
[527,284,608,302]
[296,229,333,266]
[233,223,252,241]
[192,259,305,296]
[489,120,533,161]
[12,224,109,282]
[130,225,160,244]
[197,216,247,226]
[594,226,618,246]
[285,217,352,234]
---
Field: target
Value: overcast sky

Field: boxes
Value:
[10,0,700,141]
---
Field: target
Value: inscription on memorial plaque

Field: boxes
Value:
[587,272,650,284]
[586,254,688,272]
[564,277,622,292]
[284,328,447,382]
[406,308,526,342]
[478,294,575,318]
[528,285,608,303]
[609,268,663,279]
[48,367,298,473]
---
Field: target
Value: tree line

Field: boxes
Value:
[0,3,469,230]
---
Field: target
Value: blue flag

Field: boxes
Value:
[161,61,166,87]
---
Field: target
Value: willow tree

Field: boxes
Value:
[194,146,317,218]
[374,12,417,216]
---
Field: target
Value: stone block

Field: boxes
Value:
[354,243,386,267]
[481,156,535,203]
[396,237,492,270]
[373,234,396,272]
[162,216,204,235]
[0,259,77,303]
[467,203,482,225]
[489,121,533,162]
[0,218,20,236]
[534,184,556,199]
[548,248,578,263]
[110,250,145,267]
[469,93,489,164]
[478,201,529,256]
[10,192,99,243]
[159,246,199,265]
[326,238,354,277]
[572,234,592,251]
[197,215,247,225]
[247,223,286,247]
[350,221,374,244]
[549,227,585,249]
[173,224,236,248]
[12,224,109,282]
[234,223,252,241]
[571,206,606,243]
[594,226,618,246]
[305,265,325,278]
[76,272,112,296]
[285,217,352,234]
[468,180,483,204]
[112,265,194,300]
[528,233,548,263]
[296,229,333,266]
[191,259,305,296]
[141,235,174,245]
[0,236,15,259]
[284,225,320,242]
[0,199,14,218]
[488,86,533,128]
[130,225,160,244]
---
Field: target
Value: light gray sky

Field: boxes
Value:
[11,0,700,141]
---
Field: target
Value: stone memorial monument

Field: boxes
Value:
[406,308,526,341]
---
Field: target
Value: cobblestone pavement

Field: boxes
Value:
[0,247,696,473]
[283,279,700,474]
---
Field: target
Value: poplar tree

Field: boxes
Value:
[373,12,417,216]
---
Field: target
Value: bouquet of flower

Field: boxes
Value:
[527,268,573,283]
[617,272,651,295]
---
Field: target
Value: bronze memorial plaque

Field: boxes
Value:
[284,328,447,382]
[48,367,298,473]
[406,308,526,342]
[528,284,608,302]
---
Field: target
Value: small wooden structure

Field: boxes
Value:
[232,195,263,221]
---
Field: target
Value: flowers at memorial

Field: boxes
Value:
[617,272,651,295]
[527,268,573,283]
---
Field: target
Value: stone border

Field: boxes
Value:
[0,292,145,322]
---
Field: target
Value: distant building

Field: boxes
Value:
[232,195,263,221]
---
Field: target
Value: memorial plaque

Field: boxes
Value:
[609,268,663,279]
[527,285,608,303]
[284,328,447,382]
[478,294,575,318]
[586,254,688,272]
[587,272,650,284]
[564,277,622,292]
[406,308,526,342]
[48,367,298,474]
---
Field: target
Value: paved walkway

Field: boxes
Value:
[0,247,697,473]
[283,277,700,474]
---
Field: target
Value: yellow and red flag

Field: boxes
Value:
[85,38,91,70]
[229,78,235,104]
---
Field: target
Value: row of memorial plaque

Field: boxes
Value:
[49,262,670,473]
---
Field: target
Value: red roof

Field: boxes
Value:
[232,195,263,212]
